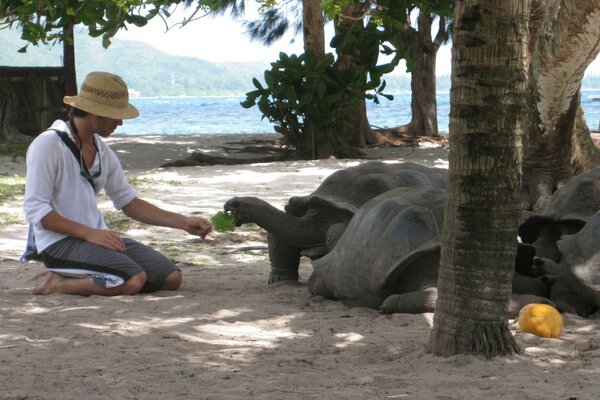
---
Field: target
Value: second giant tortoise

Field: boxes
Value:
[519,167,600,261]
[308,186,551,316]
[532,209,600,316]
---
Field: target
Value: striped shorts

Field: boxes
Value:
[41,237,178,292]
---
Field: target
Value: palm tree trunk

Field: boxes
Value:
[429,0,530,357]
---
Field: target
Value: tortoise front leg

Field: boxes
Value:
[379,288,438,314]
[267,233,301,284]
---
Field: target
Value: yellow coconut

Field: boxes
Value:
[517,303,563,338]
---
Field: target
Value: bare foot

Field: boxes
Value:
[31,271,66,295]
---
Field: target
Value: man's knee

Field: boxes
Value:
[121,272,147,295]
[162,270,182,291]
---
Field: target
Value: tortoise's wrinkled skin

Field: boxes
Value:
[224,162,448,283]
[309,186,552,317]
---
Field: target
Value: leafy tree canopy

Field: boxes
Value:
[0,0,220,51]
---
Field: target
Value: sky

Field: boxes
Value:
[114,6,454,75]
[115,6,599,77]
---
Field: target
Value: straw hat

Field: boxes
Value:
[63,71,139,119]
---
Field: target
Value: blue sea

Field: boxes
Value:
[114,90,600,136]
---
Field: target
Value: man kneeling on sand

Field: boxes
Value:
[23,71,212,296]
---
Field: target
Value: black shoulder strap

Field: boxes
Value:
[49,128,95,190]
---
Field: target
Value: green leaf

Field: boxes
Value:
[317,79,327,99]
[102,35,112,48]
[145,8,159,20]
[252,77,264,90]
[375,63,396,74]
[264,72,275,89]
[211,211,236,233]
[379,80,387,92]
[284,86,297,105]
[380,44,395,56]
[126,15,148,28]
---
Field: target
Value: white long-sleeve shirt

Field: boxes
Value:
[23,119,138,253]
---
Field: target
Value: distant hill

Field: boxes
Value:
[0,28,272,97]
[2,28,599,96]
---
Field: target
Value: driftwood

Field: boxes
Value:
[159,133,450,168]
[370,129,449,149]
[161,146,291,167]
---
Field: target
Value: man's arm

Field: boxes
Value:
[121,198,212,238]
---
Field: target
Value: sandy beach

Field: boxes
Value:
[1,134,598,400]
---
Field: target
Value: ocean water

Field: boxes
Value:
[114,90,600,136]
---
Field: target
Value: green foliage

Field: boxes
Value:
[241,0,453,152]
[0,175,25,206]
[0,212,24,227]
[211,211,236,233]
[242,51,393,149]
[0,0,217,51]
[0,140,28,159]
[102,209,136,232]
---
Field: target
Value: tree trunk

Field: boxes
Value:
[63,23,77,98]
[301,3,371,159]
[301,0,325,159]
[429,0,530,357]
[572,104,600,174]
[0,93,21,141]
[386,12,447,138]
[521,0,600,211]
[324,3,373,158]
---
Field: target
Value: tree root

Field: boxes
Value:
[469,320,521,358]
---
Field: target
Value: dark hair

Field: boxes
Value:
[68,107,89,118]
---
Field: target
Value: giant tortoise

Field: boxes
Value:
[532,209,600,316]
[224,161,448,284]
[308,186,552,317]
[519,167,600,261]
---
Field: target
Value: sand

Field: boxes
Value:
[0,134,598,400]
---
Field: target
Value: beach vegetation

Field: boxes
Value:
[0,175,25,205]
[0,141,28,159]
[147,239,185,258]
[0,212,24,227]
[102,210,138,232]
[236,0,452,158]
[242,51,394,157]
[128,176,184,189]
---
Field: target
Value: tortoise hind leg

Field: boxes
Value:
[379,288,438,314]
[268,234,301,284]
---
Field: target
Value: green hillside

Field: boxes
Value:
[2,27,598,96]
[0,28,270,97]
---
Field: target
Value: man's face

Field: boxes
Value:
[94,116,123,137]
